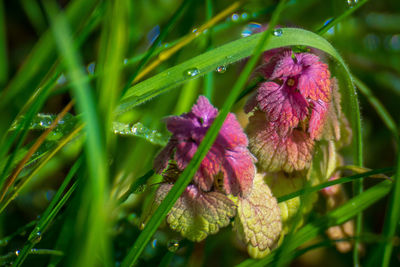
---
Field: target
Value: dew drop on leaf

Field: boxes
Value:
[184,68,200,77]
[216,66,226,73]
[347,0,358,7]
[167,240,180,252]
[151,239,158,248]
[15,250,20,256]
[273,28,283,37]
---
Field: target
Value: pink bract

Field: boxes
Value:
[154,96,256,197]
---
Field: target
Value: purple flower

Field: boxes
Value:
[245,49,333,172]
[144,96,282,255]
[154,95,255,197]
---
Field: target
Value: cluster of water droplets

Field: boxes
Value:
[112,122,168,146]
[347,0,359,7]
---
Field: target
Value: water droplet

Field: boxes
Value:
[231,13,239,21]
[184,68,200,77]
[15,250,20,256]
[167,240,180,252]
[216,65,226,73]
[241,13,248,19]
[241,23,262,37]
[273,28,283,37]
[87,62,96,75]
[192,28,198,33]
[39,116,52,127]
[57,74,67,85]
[30,248,38,253]
[139,222,146,230]
[32,232,42,244]
[151,239,158,248]
[347,0,358,7]
[123,58,128,65]
[45,190,55,201]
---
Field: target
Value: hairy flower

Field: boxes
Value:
[154,95,255,196]
[245,49,333,172]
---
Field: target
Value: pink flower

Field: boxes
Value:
[154,95,256,197]
[245,49,333,172]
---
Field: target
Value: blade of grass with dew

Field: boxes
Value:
[0,0,99,108]
[97,0,129,146]
[0,74,57,193]
[120,0,193,98]
[316,0,368,35]
[0,0,7,86]
[277,167,394,203]
[0,124,84,214]
[120,1,289,266]
[354,76,398,139]
[115,28,360,116]
[43,1,110,266]
[378,131,400,266]
[130,1,241,85]
[12,158,82,267]
[0,101,74,202]
[236,180,393,267]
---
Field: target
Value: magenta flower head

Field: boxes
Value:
[154,95,255,197]
[144,96,282,257]
[245,49,333,172]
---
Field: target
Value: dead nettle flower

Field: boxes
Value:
[144,96,282,257]
[245,49,333,172]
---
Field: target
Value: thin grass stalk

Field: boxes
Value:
[120,1,288,266]
[44,1,110,266]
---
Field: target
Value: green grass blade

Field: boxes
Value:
[120,1,289,266]
[0,0,99,108]
[0,0,7,86]
[277,167,394,203]
[316,0,368,35]
[115,28,359,116]
[120,0,193,98]
[354,76,398,139]
[379,134,400,266]
[204,0,214,100]
[236,180,393,267]
[44,1,110,266]
[12,158,82,267]
[19,0,46,34]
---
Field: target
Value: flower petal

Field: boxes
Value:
[308,99,329,140]
[246,111,314,172]
[150,184,237,242]
[256,81,309,135]
[234,173,282,258]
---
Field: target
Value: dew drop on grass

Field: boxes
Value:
[151,239,158,248]
[87,62,95,75]
[39,116,52,127]
[139,222,146,230]
[15,250,20,256]
[167,240,180,252]
[184,68,200,77]
[231,13,239,21]
[216,66,226,73]
[273,28,283,37]
[241,22,262,37]
[347,0,358,7]
[32,232,42,244]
